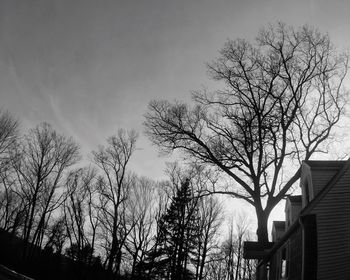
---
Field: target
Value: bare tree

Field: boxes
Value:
[44,216,67,254]
[92,129,138,275]
[0,164,23,232]
[12,123,80,256]
[144,23,349,245]
[0,110,20,231]
[63,167,97,263]
[136,178,171,279]
[86,169,101,264]
[125,176,158,278]
[204,248,227,280]
[232,213,251,280]
[223,222,235,280]
[169,163,225,280]
[0,110,19,164]
[195,196,223,280]
[204,213,255,280]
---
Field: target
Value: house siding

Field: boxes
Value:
[268,253,278,280]
[310,168,350,280]
[311,169,338,196]
[266,227,302,280]
[288,227,302,280]
[250,161,350,280]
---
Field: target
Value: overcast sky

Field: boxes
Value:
[1,0,350,223]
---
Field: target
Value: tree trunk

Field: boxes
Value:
[199,238,208,280]
[234,236,242,280]
[107,238,117,272]
[255,208,270,280]
[256,208,269,246]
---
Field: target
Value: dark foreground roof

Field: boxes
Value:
[272,221,285,229]
[287,195,302,203]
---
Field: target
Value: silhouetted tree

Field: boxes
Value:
[12,123,80,257]
[0,110,20,231]
[63,167,97,263]
[125,177,158,278]
[44,217,67,254]
[0,164,23,232]
[145,179,200,280]
[194,196,223,280]
[0,110,18,165]
[205,213,256,280]
[144,23,349,245]
[66,243,94,264]
[92,129,138,275]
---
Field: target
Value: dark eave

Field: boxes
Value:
[243,241,274,259]
[272,221,285,229]
[287,195,302,203]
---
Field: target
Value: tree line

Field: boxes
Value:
[0,111,255,280]
[1,22,348,280]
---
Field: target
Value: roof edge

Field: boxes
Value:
[256,158,350,266]
[301,157,350,216]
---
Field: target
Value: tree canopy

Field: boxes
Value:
[144,23,349,244]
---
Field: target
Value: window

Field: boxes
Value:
[305,182,310,203]
[280,245,289,279]
[286,208,291,227]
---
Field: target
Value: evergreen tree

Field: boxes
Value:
[142,179,200,280]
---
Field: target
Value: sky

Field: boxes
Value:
[1,0,350,228]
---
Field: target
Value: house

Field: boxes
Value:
[244,160,350,280]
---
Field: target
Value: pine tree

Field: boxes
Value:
[141,179,200,280]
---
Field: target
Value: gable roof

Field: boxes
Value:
[301,158,350,216]
[256,158,350,265]
[303,160,347,169]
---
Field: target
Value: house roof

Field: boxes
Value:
[303,160,347,169]
[301,159,350,215]
[287,195,302,203]
[256,158,350,265]
[272,221,285,230]
[285,195,302,212]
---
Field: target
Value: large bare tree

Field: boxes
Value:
[63,167,98,263]
[12,123,80,256]
[92,129,138,275]
[0,110,20,231]
[125,177,158,278]
[144,23,349,245]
